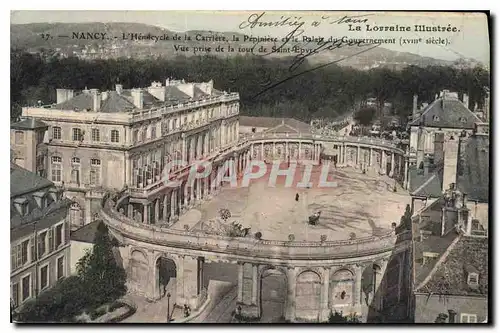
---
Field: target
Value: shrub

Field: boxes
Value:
[288,234,295,241]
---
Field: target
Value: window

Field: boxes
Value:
[72,128,83,141]
[91,128,100,142]
[40,264,49,291]
[111,130,120,143]
[21,274,31,301]
[71,157,80,185]
[57,256,64,280]
[21,239,29,265]
[70,203,83,227]
[52,126,61,140]
[90,158,101,186]
[151,126,156,139]
[141,130,146,142]
[12,283,19,308]
[15,131,24,145]
[55,224,63,248]
[51,156,62,182]
[38,231,47,257]
[461,314,477,323]
[133,130,138,143]
[11,244,22,270]
[468,273,479,286]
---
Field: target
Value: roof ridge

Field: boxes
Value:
[415,234,462,291]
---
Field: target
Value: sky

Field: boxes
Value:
[10,10,490,63]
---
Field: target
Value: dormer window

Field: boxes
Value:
[433,115,440,121]
[48,187,60,202]
[13,197,29,216]
[460,117,467,123]
[33,191,47,209]
[467,273,479,286]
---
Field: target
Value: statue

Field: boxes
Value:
[308,211,321,225]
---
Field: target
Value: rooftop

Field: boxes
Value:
[10,117,48,130]
[175,164,410,242]
[409,91,482,129]
[10,163,53,197]
[71,221,101,243]
[408,164,443,198]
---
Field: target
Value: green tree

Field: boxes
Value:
[354,106,377,126]
[77,222,127,307]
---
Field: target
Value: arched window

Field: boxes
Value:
[71,157,80,185]
[51,156,62,182]
[90,158,101,186]
[69,202,83,227]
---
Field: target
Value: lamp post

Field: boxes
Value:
[166,292,171,322]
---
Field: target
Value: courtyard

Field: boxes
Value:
[174,164,411,242]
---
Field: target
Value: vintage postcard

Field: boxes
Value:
[10,10,490,324]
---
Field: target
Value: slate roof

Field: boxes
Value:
[457,135,490,202]
[239,116,283,128]
[52,85,214,113]
[71,221,100,243]
[408,164,443,198]
[409,96,482,129]
[10,163,53,197]
[417,236,488,296]
[10,164,71,231]
[11,118,48,130]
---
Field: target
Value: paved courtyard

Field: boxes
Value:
[175,164,411,242]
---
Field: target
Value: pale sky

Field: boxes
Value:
[11,10,490,63]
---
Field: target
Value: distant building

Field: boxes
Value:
[10,163,71,309]
[410,124,489,323]
[239,116,310,135]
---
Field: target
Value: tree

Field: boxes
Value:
[354,106,377,126]
[327,310,361,323]
[77,221,127,307]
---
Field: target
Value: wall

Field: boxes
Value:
[70,240,93,275]
[414,293,487,323]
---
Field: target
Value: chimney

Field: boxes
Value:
[423,158,430,177]
[115,84,123,95]
[90,89,100,112]
[448,310,457,323]
[463,93,470,110]
[131,88,144,109]
[412,94,418,119]
[56,88,74,104]
[416,127,425,168]
[434,131,444,165]
[442,136,459,193]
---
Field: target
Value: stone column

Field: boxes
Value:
[320,267,331,322]
[163,195,169,221]
[252,264,258,305]
[143,203,149,224]
[154,199,160,224]
[285,267,297,321]
[237,262,244,302]
[381,151,387,175]
[354,264,363,306]
[251,144,254,159]
[127,204,133,219]
[298,142,302,160]
[404,159,409,189]
[125,155,132,186]
[261,142,264,160]
[390,152,395,177]
[369,148,373,166]
[183,183,189,208]
[176,255,202,309]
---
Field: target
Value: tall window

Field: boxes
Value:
[133,130,138,143]
[15,131,24,145]
[72,128,83,141]
[141,130,146,142]
[57,256,65,280]
[461,314,477,323]
[21,275,31,302]
[21,239,29,265]
[71,157,80,185]
[38,231,47,257]
[90,158,101,186]
[55,224,63,248]
[11,283,19,308]
[70,202,82,227]
[52,127,61,140]
[150,126,156,140]
[111,130,120,143]
[11,243,23,270]
[40,264,49,291]
[91,128,100,142]
[51,156,62,182]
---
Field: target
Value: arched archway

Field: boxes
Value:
[129,250,149,294]
[330,269,355,308]
[156,256,177,300]
[259,267,287,323]
[295,270,322,321]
